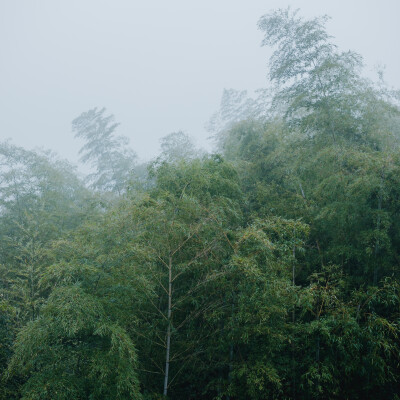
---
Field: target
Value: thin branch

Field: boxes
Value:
[170,219,211,257]
[172,241,217,283]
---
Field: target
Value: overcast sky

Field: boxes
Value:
[1,0,399,166]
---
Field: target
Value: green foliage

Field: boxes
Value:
[0,300,19,399]
[258,8,398,145]
[7,286,141,400]
[295,269,400,399]
[217,218,308,399]
[134,157,243,397]
[0,142,95,323]
[1,7,400,400]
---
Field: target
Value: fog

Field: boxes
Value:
[2,3,400,397]
[1,0,399,165]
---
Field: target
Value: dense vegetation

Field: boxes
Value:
[1,8,400,399]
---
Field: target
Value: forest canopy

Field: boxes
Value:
[1,8,400,400]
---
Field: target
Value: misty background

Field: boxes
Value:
[1,0,399,167]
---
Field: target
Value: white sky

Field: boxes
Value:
[1,0,399,165]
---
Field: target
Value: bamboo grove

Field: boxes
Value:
[1,8,400,400]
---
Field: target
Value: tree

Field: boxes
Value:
[157,131,199,164]
[218,218,308,399]
[258,8,398,145]
[0,300,18,399]
[69,155,243,398]
[72,108,137,194]
[0,142,94,320]
[295,268,400,399]
[207,88,273,151]
[0,142,99,398]
[7,286,142,400]
[135,156,243,397]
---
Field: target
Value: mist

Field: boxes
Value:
[1,0,399,166]
[2,3,400,398]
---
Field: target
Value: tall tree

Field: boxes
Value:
[72,108,137,194]
[0,142,93,322]
[157,131,199,164]
[258,8,398,145]
[137,156,243,397]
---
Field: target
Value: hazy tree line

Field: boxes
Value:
[1,8,400,399]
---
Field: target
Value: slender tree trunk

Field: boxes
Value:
[373,172,384,286]
[292,242,296,400]
[227,299,234,400]
[163,256,173,397]
[316,333,320,363]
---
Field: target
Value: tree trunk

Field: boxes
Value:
[373,172,384,286]
[292,242,296,400]
[163,256,173,397]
